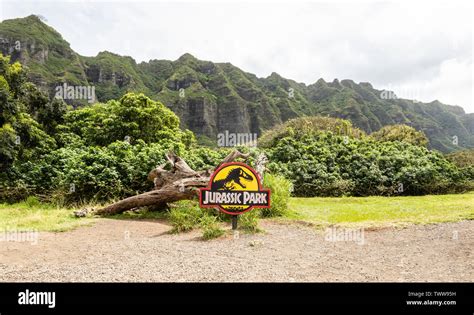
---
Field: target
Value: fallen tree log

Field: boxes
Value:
[94,150,253,216]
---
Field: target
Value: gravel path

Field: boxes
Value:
[0,219,472,282]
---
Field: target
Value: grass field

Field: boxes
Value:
[1,193,473,231]
[0,199,94,232]
[286,192,474,228]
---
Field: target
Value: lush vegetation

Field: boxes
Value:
[0,53,473,240]
[369,124,429,147]
[0,54,220,203]
[0,54,61,171]
[59,92,194,147]
[261,117,473,197]
[258,116,366,148]
[260,173,292,217]
[0,16,472,245]
[446,149,474,166]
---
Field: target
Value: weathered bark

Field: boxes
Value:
[94,150,251,216]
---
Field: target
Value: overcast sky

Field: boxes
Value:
[1,0,473,112]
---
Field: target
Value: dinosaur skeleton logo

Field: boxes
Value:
[199,162,270,215]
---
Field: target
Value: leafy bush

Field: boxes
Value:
[182,147,231,170]
[261,174,291,217]
[25,196,41,208]
[266,131,471,197]
[0,54,58,170]
[59,92,194,147]
[446,149,474,183]
[2,138,230,204]
[446,149,474,168]
[20,82,69,134]
[199,215,225,240]
[370,124,429,147]
[168,202,202,233]
[259,116,366,148]
[1,140,179,203]
[239,210,261,232]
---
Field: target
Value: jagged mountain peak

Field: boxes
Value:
[0,15,67,46]
[268,72,283,79]
[177,52,197,61]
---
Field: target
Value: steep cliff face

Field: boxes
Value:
[148,54,286,138]
[0,15,88,91]
[1,15,472,152]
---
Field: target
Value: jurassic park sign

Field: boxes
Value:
[199,162,270,215]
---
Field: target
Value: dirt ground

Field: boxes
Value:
[0,219,472,282]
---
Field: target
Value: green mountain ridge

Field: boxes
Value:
[1,15,473,152]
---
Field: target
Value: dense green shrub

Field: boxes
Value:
[20,82,69,134]
[24,196,41,208]
[0,54,59,170]
[370,124,429,147]
[2,138,238,203]
[266,131,470,197]
[446,149,474,168]
[238,210,261,232]
[182,147,231,170]
[168,202,202,233]
[259,116,366,148]
[59,92,194,147]
[2,140,178,203]
[261,174,291,217]
[446,149,474,182]
[260,116,468,197]
[199,215,225,239]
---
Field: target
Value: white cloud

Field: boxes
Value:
[382,58,473,108]
[1,0,472,112]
